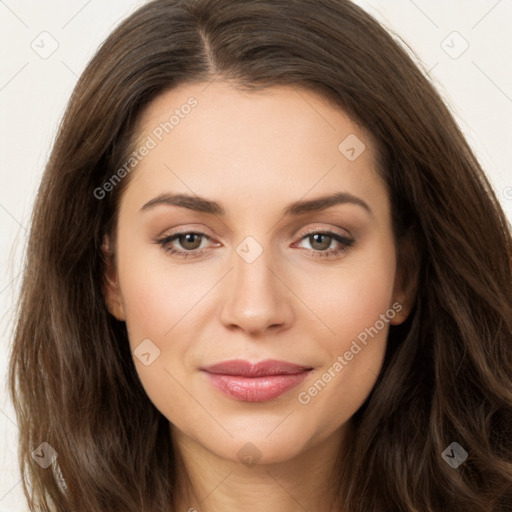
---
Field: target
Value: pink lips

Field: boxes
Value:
[200,359,313,402]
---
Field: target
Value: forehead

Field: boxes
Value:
[122,80,387,217]
[136,80,370,147]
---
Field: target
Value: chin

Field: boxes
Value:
[194,423,316,465]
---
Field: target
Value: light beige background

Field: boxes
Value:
[1,0,511,509]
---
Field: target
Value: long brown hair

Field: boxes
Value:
[9,0,512,510]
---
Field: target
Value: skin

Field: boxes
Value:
[103,80,414,512]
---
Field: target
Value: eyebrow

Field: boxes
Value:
[140,191,373,217]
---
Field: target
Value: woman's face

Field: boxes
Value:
[104,81,410,464]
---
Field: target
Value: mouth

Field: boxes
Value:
[200,359,313,402]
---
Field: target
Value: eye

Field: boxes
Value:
[156,231,214,258]
[293,230,354,259]
[155,228,355,260]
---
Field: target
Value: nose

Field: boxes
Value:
[219,242,294,336]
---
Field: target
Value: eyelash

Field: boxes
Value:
[155,229,355,260]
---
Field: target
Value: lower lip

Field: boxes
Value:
[203,370,312,402]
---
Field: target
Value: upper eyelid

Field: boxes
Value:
[295,225,352,239]
[160,221,352,238]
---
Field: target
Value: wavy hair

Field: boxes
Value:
[9,0,512,510]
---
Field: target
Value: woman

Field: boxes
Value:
[9,0,512,510]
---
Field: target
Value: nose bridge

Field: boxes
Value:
[231,234,279,307]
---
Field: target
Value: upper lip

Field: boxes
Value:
[200,359,313,377]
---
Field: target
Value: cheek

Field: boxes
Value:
[117,254,205,428]
[118,251,211,348]
[294,242,397,428]
[307,234,397,344]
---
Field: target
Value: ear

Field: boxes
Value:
[101,234,126,322]
[389,228,420,326]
